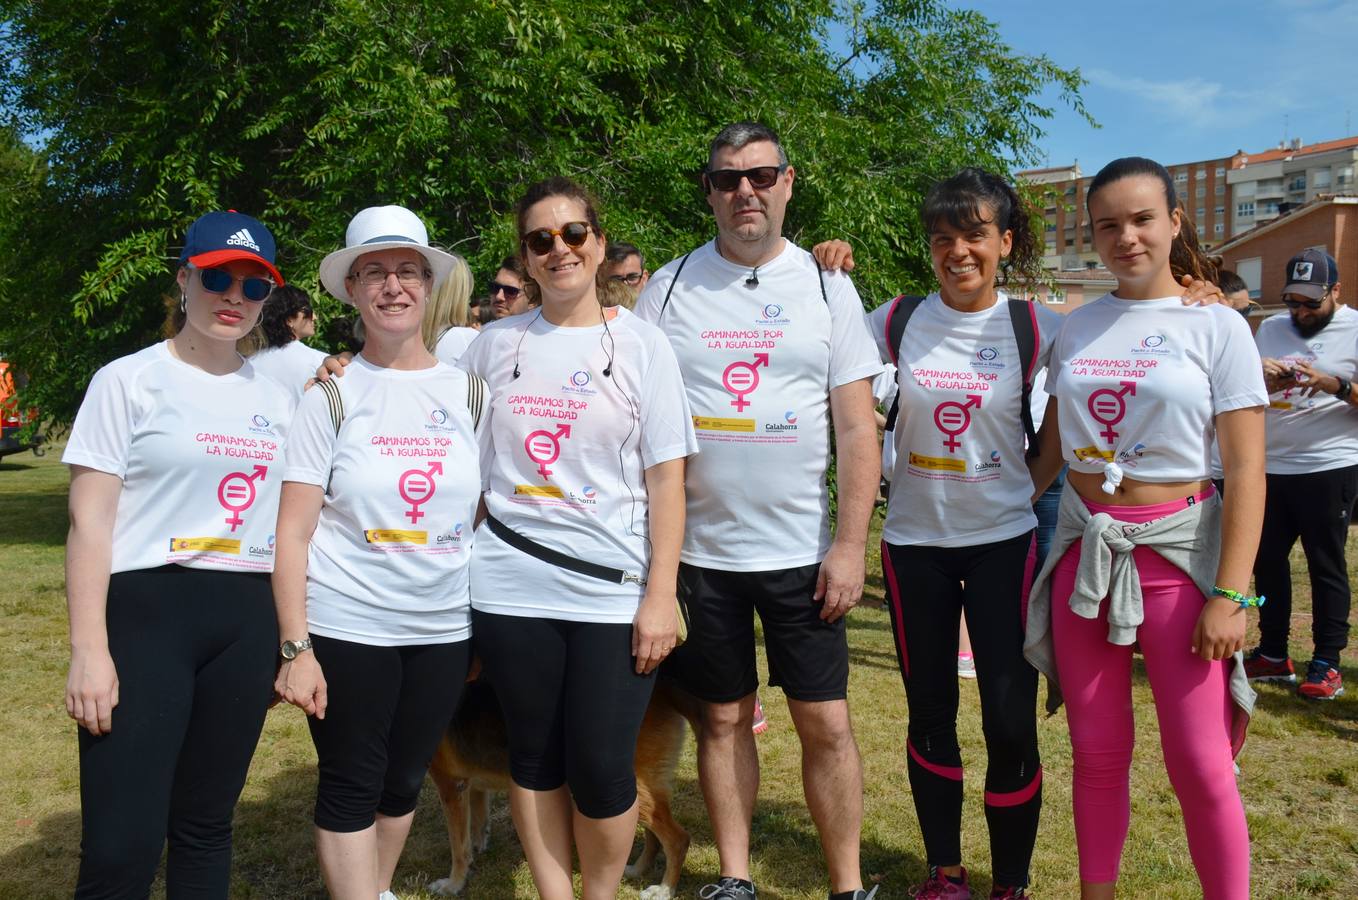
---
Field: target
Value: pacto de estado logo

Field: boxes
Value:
[1088,380,1137,444]
[217,465,267,532]
[722,352,769,411]
[933,394,982,452]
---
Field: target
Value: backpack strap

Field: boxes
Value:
[813,257,829,305]
[1007,298,1041,458]
[657,252,693,319]
[464,372,487,431]
[314,377,345,437]
[882,294,926,431]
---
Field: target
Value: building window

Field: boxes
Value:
[1196,225,1205,237]
[1045,241,1056,253]
[1196,207,1206,219]
[1216,183,1225,195]
[1195,186,1206,198]
[1214,222,1224,235]
[1313,169,1332,188]
[1174,172,1188,182]
[1047,289,1066,305]
[1196,168,1206,179]
[1262,201,1280,214]
[1045,221,1056,232]
[1237,201,1255,217]
[1216,167,1226,177]
[1288,175,1306,192]
[1215,205,1225,215]
[1340,167,1355,186]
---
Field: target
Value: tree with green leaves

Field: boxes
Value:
[0,0,1087,429]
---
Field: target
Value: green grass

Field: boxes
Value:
[2,447,1355,898]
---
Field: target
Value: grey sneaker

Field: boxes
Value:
[699,877,757,899]
[832,889,879,900]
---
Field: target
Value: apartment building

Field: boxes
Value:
[1217,195,1358,310]
[1226,135,1358,237]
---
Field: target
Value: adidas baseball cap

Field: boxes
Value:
[179,211,284,285]
[1282,248,1338,300]
[319,205,458,304]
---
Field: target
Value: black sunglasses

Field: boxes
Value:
[198,266,274,302]
[705,165,787,192]
[488,281,522,299]
[1283,296,1327,310]
[522,222,592,256]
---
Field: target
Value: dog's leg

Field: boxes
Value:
[641,794,690,900]
[470,787,492,853]
[427,740,473,897]
[625,827,662,879]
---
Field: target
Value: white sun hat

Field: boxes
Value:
[319,205,457,304]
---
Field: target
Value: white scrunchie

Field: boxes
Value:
[1101,461,1124,495]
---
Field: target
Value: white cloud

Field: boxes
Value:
[1084,68,1287,129]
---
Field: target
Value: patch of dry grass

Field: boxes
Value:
[1,448,1354,897]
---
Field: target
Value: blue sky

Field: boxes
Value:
[952,0,1358,173]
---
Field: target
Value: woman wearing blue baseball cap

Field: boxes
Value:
[63,210,290,897]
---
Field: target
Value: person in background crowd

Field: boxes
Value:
[635,121,881,900]
[489,255,531,318]
[459,177,695,900]
[605,240,650,294]
[1216,269,1255,320]
[63,211,290,898]
[1243,249,1354,700]
[274,205,481,900]
[249,284,328,400]
[423,252,479,364]
[468,294,485,328]
[1025,157,1266,900]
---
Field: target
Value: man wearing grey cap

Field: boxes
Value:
[1243,248,1354,700]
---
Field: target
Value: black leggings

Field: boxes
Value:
[75,566,277,900]
[307,635,470,832]
[881,532,1042,889]
[472,611,654,819]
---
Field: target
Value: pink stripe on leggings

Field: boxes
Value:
[985,766,1042,808]
[882,540,909,677]
[908,740,963,781]
[1050,487,1248,898]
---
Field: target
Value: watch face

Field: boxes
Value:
[281,641,298,660]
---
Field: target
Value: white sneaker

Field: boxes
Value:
[957,652,977,679]
[379,891,399,900]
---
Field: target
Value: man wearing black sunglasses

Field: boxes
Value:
[1245,248,1356,702]
[635,122,881,900]
[488,255,530,319]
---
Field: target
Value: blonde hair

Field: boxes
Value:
[599,277,636,310]
[422,253,474,352]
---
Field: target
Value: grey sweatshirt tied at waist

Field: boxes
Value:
[1023,481,1254,755]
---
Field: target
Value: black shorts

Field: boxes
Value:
[662,561,848,703]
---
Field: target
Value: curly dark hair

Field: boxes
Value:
[921,167,1041,286]
[259,284,315,348]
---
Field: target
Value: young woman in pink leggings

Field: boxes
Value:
[1024,156,1267,899]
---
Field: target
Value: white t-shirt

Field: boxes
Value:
[284,356,482,645]
[865,294,1062,547]
[434,327,479,365]
[459,308,697,624]
[1254,306,1358,474]
[635,240,881,571]
[247,340,328,402]
[63,341,291,574]
[1048,294,1267,482]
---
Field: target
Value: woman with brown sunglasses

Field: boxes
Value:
[458,176,697,900]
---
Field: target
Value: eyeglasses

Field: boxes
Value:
[347,263,429,288]
[522,222,593,256]
[197,266,274,302]
[488,281,522,299]
[1283,293,1328,310]
[705,166,787,192]
[609,272,644,286]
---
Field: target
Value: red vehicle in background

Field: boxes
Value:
[0,358,45,460]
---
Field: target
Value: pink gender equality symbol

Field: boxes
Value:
[722,353,770,412]
[1087,380,1137,444]
[933,394,982,452]
[524,423,572,480]
[399,461,443,524]
[217,465,267,532]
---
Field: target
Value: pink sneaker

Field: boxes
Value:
[911,866,970,898]
[752,694,769,734]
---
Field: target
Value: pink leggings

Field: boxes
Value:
[1050,492,1249,898]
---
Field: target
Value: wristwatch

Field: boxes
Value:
[279,637,313,660]
[1334,377,1352,402]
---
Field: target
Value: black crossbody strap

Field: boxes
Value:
[485,514,644,585]
[657,252,694,319]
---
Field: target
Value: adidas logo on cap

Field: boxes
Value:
[226,228,261,252]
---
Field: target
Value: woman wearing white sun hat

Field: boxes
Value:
[273,205,485,900]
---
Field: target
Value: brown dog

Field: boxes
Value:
[427,679,695,898]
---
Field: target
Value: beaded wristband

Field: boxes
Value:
[1212,586,1266,608]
